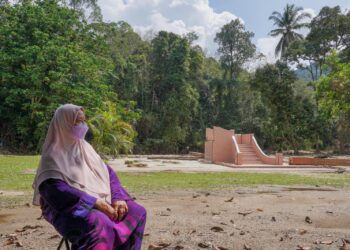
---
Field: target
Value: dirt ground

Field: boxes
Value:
[1,186,350,250]
[1,158,350,250]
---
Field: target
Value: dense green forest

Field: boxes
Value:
[0,0,350,156]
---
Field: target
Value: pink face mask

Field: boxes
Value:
[71,123,89,140]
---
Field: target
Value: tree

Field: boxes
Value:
[135,31,200,153]
[269,4,311,60]
[252,62,316,153]
[0,0,137,154]
[317,52,350,153]
[214,19,255,80]
[287,6,350,81]
[66,0,102,21]
[317,52,350,121]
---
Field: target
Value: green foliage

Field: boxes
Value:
[137,31,200,153]
[269,4,311,59]
[0,0,137,155]
[88,102,139,158]
[214,19,255,80]
[287,6,350,81]
[253,63,317,152]
[2,0,350,155]
[317,52,350,152]
[317,53,350,118]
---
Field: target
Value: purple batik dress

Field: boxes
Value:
[39,165,146,250]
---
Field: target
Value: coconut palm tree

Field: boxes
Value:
[269,4,311,59]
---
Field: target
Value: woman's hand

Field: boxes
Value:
[112,200,128,221]
[94,198,119,221]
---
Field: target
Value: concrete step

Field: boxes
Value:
[241,152,257,156]
[243,159,261,163]
[240,148,255,151]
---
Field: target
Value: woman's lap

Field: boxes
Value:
[51,200,146,249]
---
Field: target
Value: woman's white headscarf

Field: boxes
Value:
[32,104,111,205]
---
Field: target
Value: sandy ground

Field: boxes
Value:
[1,159,350,250]
[108,157,349,174]
[1,187,350,250]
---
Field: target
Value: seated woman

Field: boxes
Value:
[32,104,146,250]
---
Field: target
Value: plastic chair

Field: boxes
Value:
[57,237,70,250]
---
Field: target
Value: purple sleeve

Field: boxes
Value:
[39,179,97,215]
[107,165,133,202]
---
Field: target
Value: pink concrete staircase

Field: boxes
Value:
[238,143,263,164]
[204,126,283,166]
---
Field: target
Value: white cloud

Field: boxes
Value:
[98,0,241,56]
[303,8,316,18]
[256,36,280,64]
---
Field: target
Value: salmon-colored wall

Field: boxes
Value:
[204,141,213,161]
[204,127,283,165]
[212,127,235,163]
[289,157,350,166]
[204,128,213,161]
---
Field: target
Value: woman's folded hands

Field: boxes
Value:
[94,198,128,221]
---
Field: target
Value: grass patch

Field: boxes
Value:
[119,171,350,192]
[1,155,350,192]
[0,155,40,191]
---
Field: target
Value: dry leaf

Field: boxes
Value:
[297,245,311,250]
[210,226,224,232]
[174,246,184,250]
[256,208,264,212]
[299,229,307,235]
[243,244,252,250]
[224,197,234,202]
[238,211,253,216]
[214,246,228,250]
[305,216,312,224]
[198,242,209,248]
[320,240,333,245]
[16,241,23,247]
[148,242,171,250]
[340,239,350,250]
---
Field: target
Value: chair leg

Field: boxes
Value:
[64,238,70,250]
[57,237,64,250]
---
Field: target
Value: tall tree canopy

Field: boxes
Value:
[0,0,137,155]
[269,4,311,59]
[214,19,255,80]
[287,6,350,81]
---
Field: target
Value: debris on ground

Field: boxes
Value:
[305,216,312,224]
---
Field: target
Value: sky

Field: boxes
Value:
[97,0,350,63]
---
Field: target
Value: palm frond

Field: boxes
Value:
[269,28,285,37]
[268,15,284,27]
[293,12,312,24]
